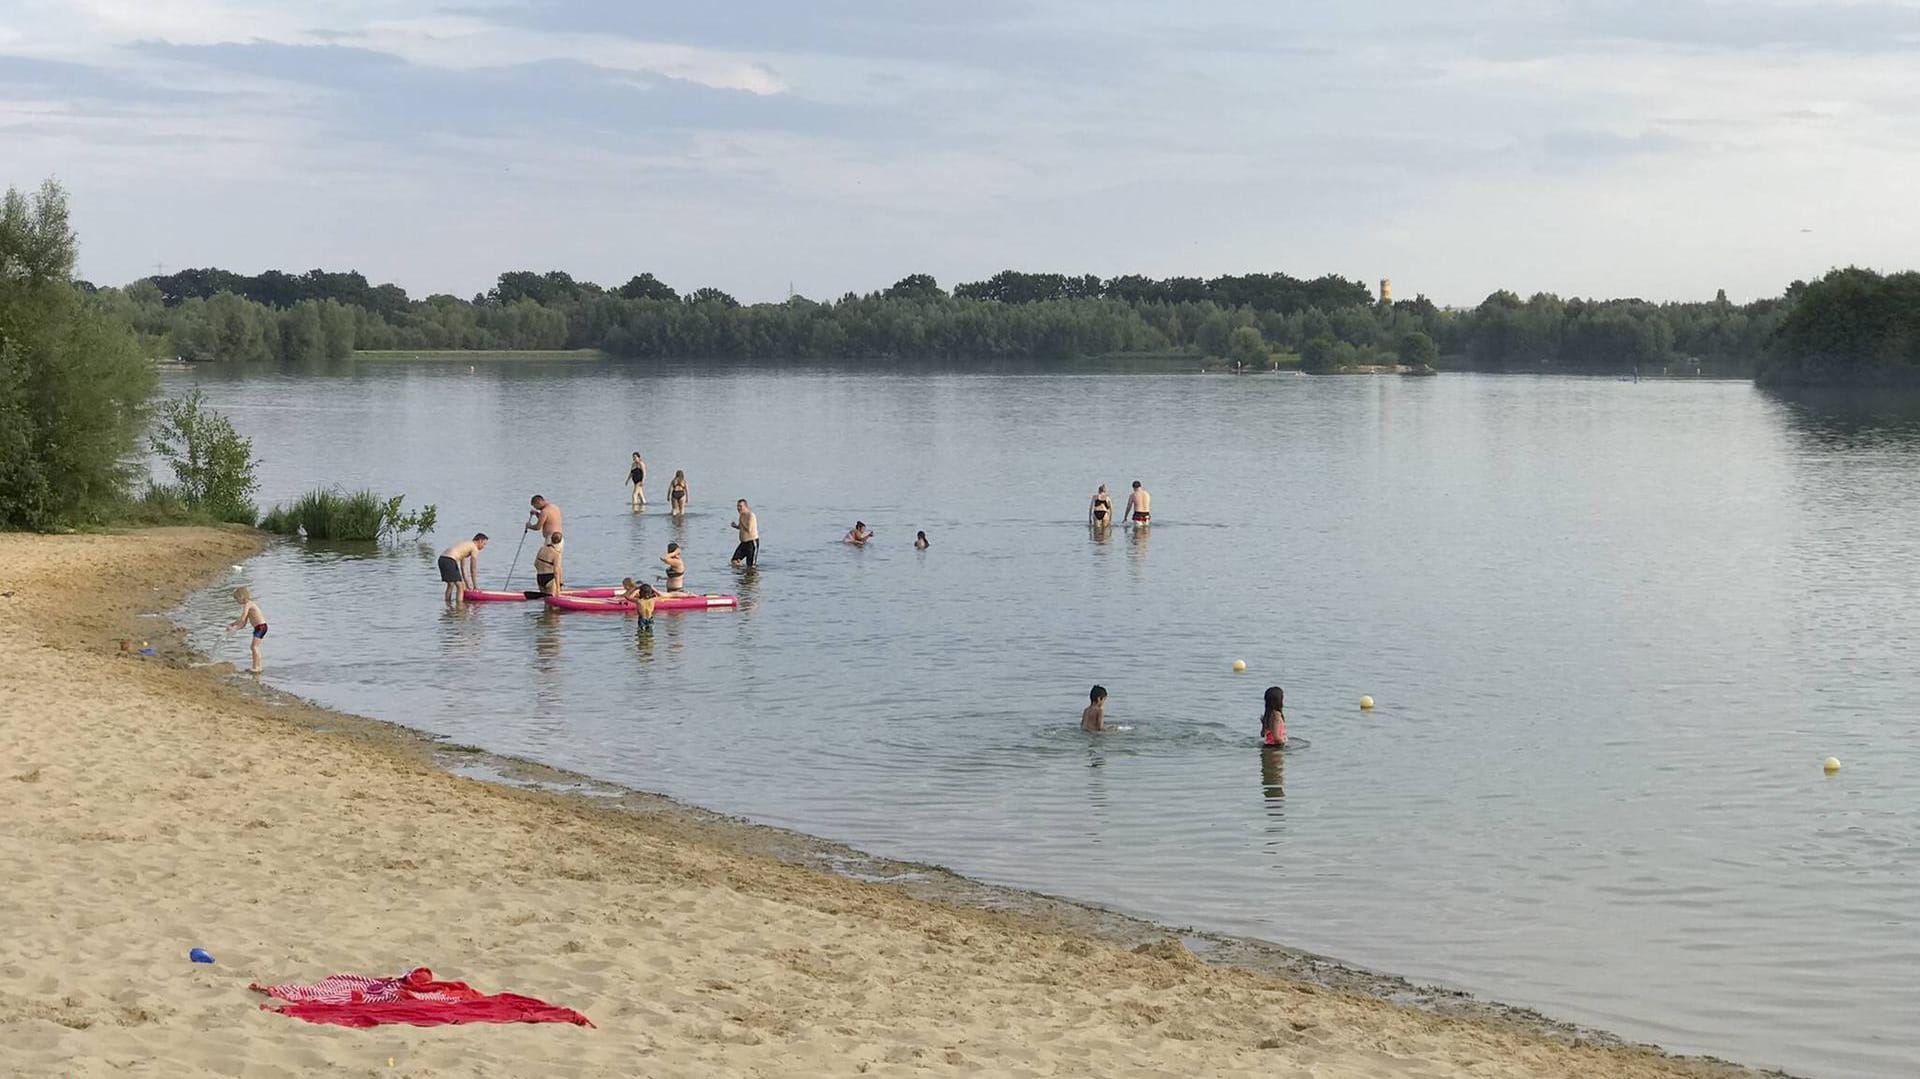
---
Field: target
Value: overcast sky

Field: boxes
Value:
[3,0,1916,305]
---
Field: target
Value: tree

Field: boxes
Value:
[1399,331,1438,369]
[1227,325,1268,367]
[883,273,944,301]
[685,287,739,308]
[1298,334,1341,373]
[617,273,679,302]
[0,179,156,528]
[149,388,259,524]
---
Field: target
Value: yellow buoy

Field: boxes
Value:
[1824,757,1841,774]
[1359,695,1375,710]
[1232,660,1246,673]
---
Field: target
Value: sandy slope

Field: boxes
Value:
[0,529,1773,1078]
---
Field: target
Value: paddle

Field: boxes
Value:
[502,509,536,588]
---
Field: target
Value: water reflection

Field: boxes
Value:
[1766,386,1920,447]
[533,607,565,676]
[1260,745,1285,801]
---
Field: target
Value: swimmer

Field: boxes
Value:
[1081,685,1108,732]
[437,533,488,604]
[527,494,562,541]
[1123,480,1151,526]
[225,587,267,673]
[729,500,759,567]
[1261,685,1287,747]
[628,452,646,509]
[1089,484,1113,527]
[844,521,873,546]
[668,469,688,515]
[914,530,929,550]
[660,542,686,594]
[532,532,564,595]
[619,577,658,625]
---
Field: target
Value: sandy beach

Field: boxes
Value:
[0,528,1780,1079]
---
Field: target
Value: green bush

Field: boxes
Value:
[148,388,258,525]
[0,180,157,529]
[260,486,437,542]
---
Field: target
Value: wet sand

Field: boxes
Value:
[0,528,1788,1078]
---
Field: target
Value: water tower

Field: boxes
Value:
[1379,278,1393,305]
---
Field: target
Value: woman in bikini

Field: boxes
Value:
[668,470,688,516]
[1089,484,1113,528]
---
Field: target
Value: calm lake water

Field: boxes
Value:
[171,364,1920,1079]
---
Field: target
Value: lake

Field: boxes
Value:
[170,364,1920,1079]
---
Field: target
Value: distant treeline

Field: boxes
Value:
[85,263,1913,383]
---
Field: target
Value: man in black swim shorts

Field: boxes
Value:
[729,500,759,568]
[437,533,488,605]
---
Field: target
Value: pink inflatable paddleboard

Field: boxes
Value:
[543,593,738,613]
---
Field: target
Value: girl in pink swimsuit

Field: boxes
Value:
[1261,686,1287,747]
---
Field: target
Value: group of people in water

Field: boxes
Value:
[1088,481,1152,528]
[1081,683,1287,748]
[435,467,766,606]
[436,465,1161,607]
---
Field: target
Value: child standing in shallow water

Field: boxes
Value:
[1080,685,1108,732]
[226,587,267,673]
[1261,685,1287,747]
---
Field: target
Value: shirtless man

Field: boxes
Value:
[1123,480,1151,527]
[532,532,564,595]
[844,521,873,547]
[527,495,562,541]
[729,500,759,568]
[437,533,489,604]
[1089,484,1114,528]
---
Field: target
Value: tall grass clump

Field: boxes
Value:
[259,487,436,542]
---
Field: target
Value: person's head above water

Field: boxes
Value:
[1264,686,1284,713]
[1089,684,1108,703]
[632,451,642,461]
[548,532,562,545]
[1132,480,1142,490]
[232,586,252,603]
[737,499,750,512]
[855,521,866,530]
[916,530,927,541]
[530,494,547,508]
[621,576,636,590]
[637,583,658,599]
[667,542,680,554]
[473,532,489,546]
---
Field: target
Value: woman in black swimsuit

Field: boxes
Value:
[628,452,646,510]
[668,469,688,516]
[1089,484,1113,527]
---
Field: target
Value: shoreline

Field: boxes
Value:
[0,527,1791,1078]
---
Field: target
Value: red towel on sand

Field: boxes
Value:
[250,967,593,1029]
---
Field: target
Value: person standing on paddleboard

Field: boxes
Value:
[729,500,759,568]
[528,495,562,541]
[437,533,488,605]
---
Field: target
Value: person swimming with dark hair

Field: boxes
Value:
[1081,685,1108,732]
[845,521,873,546]
[1261,685,1286,747]
[914,530,929,550]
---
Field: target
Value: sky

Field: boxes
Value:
[2,0,1918,305]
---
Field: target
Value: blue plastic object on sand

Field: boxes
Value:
[189,948,214,964]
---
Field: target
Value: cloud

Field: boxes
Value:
[5,0,1918,304]
[126,40,868,145]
